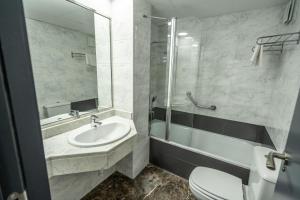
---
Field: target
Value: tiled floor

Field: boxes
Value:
[81,164,196,200]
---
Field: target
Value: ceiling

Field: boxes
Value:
[149,0,289,18]
[23,0,95,35]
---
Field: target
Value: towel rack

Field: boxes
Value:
[253,31,300,53]
[71,52,86,58]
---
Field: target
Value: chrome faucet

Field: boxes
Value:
[266,152,289,171]
[70,110,80,118]
[90,114,102,127]
[149,96,157,121]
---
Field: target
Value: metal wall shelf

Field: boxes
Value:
[254,31,300,53]
[71,52,86,58]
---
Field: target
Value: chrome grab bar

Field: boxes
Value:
[186,91,217,111]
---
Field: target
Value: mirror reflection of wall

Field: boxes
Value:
[23,0,112,126]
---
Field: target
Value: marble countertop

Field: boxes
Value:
[43,116,137,160]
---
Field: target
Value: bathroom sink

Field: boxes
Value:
[68,121,131,147]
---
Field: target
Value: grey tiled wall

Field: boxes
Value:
[150,4,300,151]
[111,0,134,112]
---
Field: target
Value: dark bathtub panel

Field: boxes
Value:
[150,138,250,185]
[153,107,166,121]
[151,151,198,179]
[171,110,194,127]
[258,128,276,149]
[192,114,226,134]
[219,119,265,142]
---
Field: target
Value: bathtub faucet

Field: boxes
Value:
[266,152,289,171]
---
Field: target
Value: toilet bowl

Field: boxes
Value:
[189,146,281,200]
[189,167,244,200]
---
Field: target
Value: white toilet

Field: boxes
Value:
[189,146,281,200]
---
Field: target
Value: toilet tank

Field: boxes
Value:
[43,101,70,118]
[248,146,281,200]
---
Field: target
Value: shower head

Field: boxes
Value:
[143,14,148,18]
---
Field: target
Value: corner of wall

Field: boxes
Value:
[111,0,134,112]
[113,0,151,178]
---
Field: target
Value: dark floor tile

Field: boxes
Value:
[81,164,196,200]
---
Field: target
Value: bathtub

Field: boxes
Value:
[150,120,261,169]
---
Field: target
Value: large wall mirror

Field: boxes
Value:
[23,0,112,126]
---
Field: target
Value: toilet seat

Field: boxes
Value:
[189,167,244,200]
[190,180,224,200]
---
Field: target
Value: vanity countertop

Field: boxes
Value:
[43,116,137,160]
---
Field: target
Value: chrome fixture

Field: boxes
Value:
[165,17,177,141]
[71,52,86,58]
[151,41,167,45]
[90,114,102,127]
[149,96,157,121]
[283,0,296,25]
[252,31,300,53]
[70,110,80,118]
[186,91,217,111]
[150,96,157,110]
[148,96,157,134]
[266,152,289,171]
[142,14,168,21]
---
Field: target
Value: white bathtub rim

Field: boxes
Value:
[151,136,253,170]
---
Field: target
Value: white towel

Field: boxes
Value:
[251,45,263,66]
[85,54,96,67]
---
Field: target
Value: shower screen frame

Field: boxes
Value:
[165,17,177,141]
[147,15,177,141]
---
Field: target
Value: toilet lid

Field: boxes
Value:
[189,167,244,200]
[190,182,224,200]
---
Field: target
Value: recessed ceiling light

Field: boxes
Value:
[192,44,199,47]
[185,36,193,39]
[178,32,188,36]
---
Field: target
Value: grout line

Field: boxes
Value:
[185,190,192,200]
[143,184,162,199]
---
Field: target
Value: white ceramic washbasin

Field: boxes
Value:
[68,121,131,147]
